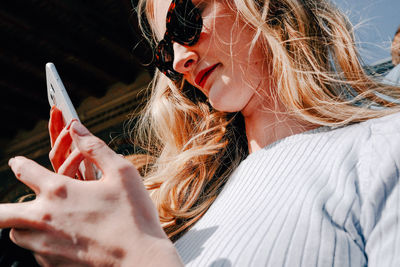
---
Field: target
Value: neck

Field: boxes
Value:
[241,96,317,154]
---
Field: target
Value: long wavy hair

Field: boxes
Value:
[133,0,400,241]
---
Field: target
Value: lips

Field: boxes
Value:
[195,64,220,88]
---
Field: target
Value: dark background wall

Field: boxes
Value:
[0,0,153,202]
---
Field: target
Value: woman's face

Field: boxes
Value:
[153,0,270,113]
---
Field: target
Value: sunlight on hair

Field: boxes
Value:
[134,0,400,240]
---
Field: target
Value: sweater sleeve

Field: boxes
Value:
[358,113,400,267]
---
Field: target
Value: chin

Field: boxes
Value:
[209,99,242,113]
[208,91,248,113]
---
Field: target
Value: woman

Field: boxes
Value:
[1,0,400,266]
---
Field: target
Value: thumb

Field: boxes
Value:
[69,121,122,175]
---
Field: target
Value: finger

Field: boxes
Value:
[34,254,48,267]
[9,228,33,250]
[49,106,65,147]
[10,229,49,253]
[58,148,99,181]
[34,253,70,267]
[8,156,54,194]
[0,202,34,229]
[10,229,61,260]
[82,159,98,180]
[10,229,83,265]
[57,148,84,178]
[70,121,124,175]
[49,121,76,172]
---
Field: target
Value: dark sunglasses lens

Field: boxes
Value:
[155,0,202,81]
[167,0,202,45]
[155,40,182,81]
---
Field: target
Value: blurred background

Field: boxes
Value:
[333,0,400,65]
[0,0,153,202]
[0,0,398,202]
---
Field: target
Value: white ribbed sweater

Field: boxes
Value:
[175,112,400,267]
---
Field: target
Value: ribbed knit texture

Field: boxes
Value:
[175,112,400,267]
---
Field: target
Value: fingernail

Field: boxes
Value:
[66,119,78,130]
[71,121,90,136]
[8,157,14,166]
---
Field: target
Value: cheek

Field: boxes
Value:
[203,4,240,49]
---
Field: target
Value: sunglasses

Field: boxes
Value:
[154,0,203,81]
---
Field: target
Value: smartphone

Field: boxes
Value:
[46,63,100,180]
[46,62,79,124]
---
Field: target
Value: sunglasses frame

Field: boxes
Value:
[154,0,203,81]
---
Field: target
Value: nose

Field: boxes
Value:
[172,42,198,75]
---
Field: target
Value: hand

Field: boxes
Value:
[0,121,183,267]
[48,107,97,180]
[48,106,67,173]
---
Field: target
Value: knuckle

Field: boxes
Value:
[28,205,55,232]
[44,182,68,200]
[82,137,105,155]
[114,161,138,179]
[115,161,133,174]
[41,213,53,223]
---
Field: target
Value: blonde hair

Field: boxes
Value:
[134,0,400,240]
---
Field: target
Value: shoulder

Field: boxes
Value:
[357,111,400,178]
[353,111,400,225]
[241,111,400,169]
[349,111,400,174]
[365,110,400,132]
[354,111,400,266]
[330,111,400,150]
[358,111,400,155]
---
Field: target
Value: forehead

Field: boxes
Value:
[152,0,173,39]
